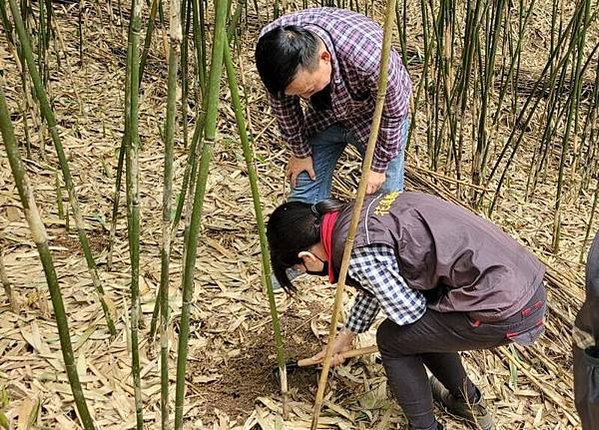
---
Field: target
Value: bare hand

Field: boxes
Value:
[287,155,316,188]
[365,171,386,195]
[311,329,356,367]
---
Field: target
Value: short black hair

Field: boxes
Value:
[266,199,345,294]
[255,25,320,95]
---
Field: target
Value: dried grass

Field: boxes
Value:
[0,0,596,429]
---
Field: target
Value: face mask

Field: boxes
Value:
[303,255,328,277]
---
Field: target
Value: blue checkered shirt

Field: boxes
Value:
[346,244,427,333]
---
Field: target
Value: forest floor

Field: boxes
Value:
[0,0,596,429]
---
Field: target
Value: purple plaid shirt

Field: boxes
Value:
[259,8,412,172]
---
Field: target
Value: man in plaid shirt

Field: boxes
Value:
[255,7,412,201]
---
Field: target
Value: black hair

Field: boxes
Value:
[255,25,320,95]
[266,199,346,294]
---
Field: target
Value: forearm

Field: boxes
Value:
[346,293,380,333]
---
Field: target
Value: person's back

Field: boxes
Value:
[331,192,545,322]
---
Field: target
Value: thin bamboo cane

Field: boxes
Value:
[149,107,207,340]
[0,79,95,430]
[310,0,397,426]
[180,0,191,149]
[191,0,206,97]
[174,0,227,426]
[158,0,182,426]
[552,0,592,252]
[223,40,289,415]
[56,171,64,219]
[471,0,506,199]
[0,0,33,158]
[107,138,126,271]
[0,248,18,313]
[78,0,83,65]
[38,0,46,85]
[107,2,136,272]
[485,5,598,215]
[7,0,117,336]
[125,0,144,427]
[139,0,159,89]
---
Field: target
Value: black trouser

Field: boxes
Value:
[574,344,599,429]
[376,284,546,430]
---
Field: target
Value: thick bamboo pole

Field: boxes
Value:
[310,0,398,427]
[0,80,95,430]
[173,0,227,427]
[7,0,117,336]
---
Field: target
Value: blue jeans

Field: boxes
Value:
[288,121,408,204]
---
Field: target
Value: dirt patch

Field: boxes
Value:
[188,300,326,423]
[50,228,107,256]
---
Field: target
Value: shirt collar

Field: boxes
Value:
[305,24,342,86]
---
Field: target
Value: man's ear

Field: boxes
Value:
[321,51,331,63]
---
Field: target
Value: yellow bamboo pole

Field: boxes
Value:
[310,0,399,427]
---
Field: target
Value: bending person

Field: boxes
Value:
[574,231,599,429]
[267,192,547,430]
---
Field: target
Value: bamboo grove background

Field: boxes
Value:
[0,0,597,428]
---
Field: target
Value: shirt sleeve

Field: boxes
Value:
[357,52,411,173]
[345,244,426,333]
[267,91,311,158]
[345,291,381,334]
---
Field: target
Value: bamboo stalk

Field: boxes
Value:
[139,0,159,89]
[78,0,83,65]
[485,5,598,216]
[157,0,182,426]
[0,0,33,158]
[56,171,64,219]
[191,0,206,98]
[125,0,144,427]
[0,248,18,313]
[174,0,227,426]
[107,138,126,271]
[552,0,592,252]
[7,0,117,336]
[180,0,191,149]
[311,0,397,426]
[0,79,95,430]
[223,40,289,415]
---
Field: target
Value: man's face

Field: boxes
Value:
[284,48,332,99]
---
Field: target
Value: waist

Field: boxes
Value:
[498,281,546,325]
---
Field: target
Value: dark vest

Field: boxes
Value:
[331,192,546,323]
[575,232,599,344]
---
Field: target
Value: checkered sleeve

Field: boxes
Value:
[267,92,311,158]
[345,244,426,333]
